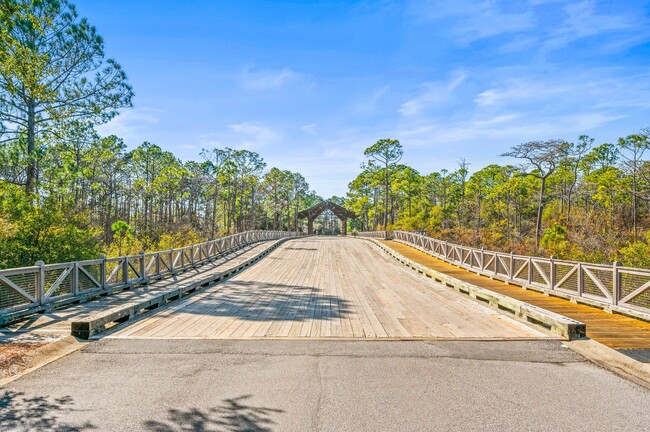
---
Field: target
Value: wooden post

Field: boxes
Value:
[139,251,146,284]
[99,255,106,290]
[72,262,79,296]
[481,247,485,271]
[36,260,45,305]
[577,262,584,296]
[122,257,129,285]
[550,256,557,290]
[308,216,314,235]
[613,261,621,305]
[509,252,514,279]
[341,216,347,236]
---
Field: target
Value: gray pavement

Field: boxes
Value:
[2,339,649,431]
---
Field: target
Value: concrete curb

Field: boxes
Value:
[361,237,586,340]
[567,339,650,391]
[0,336,86,388]
[71,238,291,339]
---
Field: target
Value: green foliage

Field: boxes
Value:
[540,223,571,258]
[0,185,100,267]
[619,231,650,268]
[347,129,650,265]
[619,240,650,269]
[0,1,321,268]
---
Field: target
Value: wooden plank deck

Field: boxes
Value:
[108,237,549,340]
[0,241,279,340]
[381,240,650,350]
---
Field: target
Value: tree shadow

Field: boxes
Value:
[143,395,284,432]
[0,390,95,431]
[283,247,317,251]
[179,280,352,321]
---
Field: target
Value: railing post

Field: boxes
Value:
[190,245,195,267]
[528,257,533,284]
[613,261,621,305]
[99,255,106,290]
[139,251,146,284]
[72,261,79,296]
[550,256,556,290]
[122,257,129,285]
[481,247,485,271]
[169,249,174,273]
[507,252,514,279]
[35,260,45,305]
[577,262,584,297]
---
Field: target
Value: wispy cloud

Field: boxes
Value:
[399,73,467,116]
[96,107,160,143]
[348,85,390,116]
[474,71,650,109]
[301,123,318,136]
[239,67,302,91]
[199,122,282,151]
[544,0,636,50]
[409,0,534,42]
[409,0,648,53]
[398,111,622,146]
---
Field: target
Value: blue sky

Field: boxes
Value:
[76,0,650,197]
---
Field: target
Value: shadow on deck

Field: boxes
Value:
[177,280,352,321]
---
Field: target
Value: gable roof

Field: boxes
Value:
[296,201,357,220]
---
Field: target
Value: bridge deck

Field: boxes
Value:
[382,240,650,352]
[0,241,279,341]
[108,237,548,339]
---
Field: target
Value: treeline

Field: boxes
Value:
[0,135,319,267]
[347,133,650,267]
[0,0,319,268]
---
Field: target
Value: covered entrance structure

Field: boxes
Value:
[297,201,357,235]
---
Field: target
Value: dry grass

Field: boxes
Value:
[0,342,46,378]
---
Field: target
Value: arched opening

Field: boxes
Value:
[296,201,357,235]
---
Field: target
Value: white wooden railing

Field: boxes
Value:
[388,230,650,316]
[0,230,302,322]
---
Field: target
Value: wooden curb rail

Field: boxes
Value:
[361,237,586,340]
[71,239,289,339]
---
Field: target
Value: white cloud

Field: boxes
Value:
[239,67,302,91]
[398,111,623,147]
[199,122,282,151]
[409,0,534,42]
[96,107,160,142]
[409,0,647,53]
[544,0,635,49]
[348,85,390,115]
[474,81,558,106]
[475,72,650,109]
[399,73,467,116]
[301,124,318,136]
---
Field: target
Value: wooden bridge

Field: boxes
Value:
[2,230,650,360]
[3,231,650,431]
[107,237,547,339]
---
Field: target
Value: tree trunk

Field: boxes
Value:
[384,162,389,229]
[536,177,547,247]
[25,101,37,194]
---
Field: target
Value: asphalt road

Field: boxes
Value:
[1,339,649,431]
